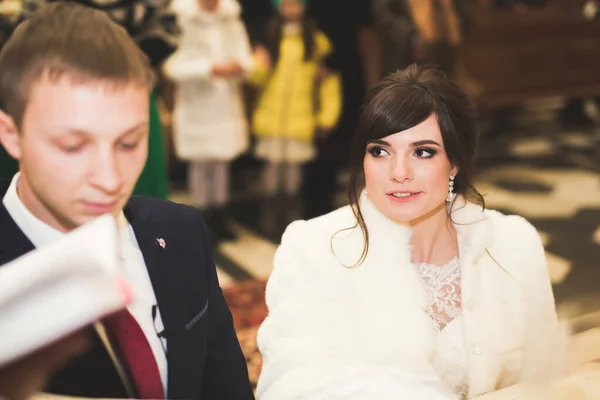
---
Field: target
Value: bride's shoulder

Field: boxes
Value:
[483,207,540,245]
[280,205,356,249]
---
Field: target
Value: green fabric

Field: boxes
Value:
[133,88,169,199]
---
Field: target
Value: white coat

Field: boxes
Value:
[164,0,252,161]
[257,193,567,399]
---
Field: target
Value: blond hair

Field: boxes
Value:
[0,1,155,127]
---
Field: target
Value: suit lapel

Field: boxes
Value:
[125,204,171,319]
[124,199,190,398]
[0,203,35,265]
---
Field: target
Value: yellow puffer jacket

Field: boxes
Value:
[250,30,342,142]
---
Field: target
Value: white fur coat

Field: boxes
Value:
[257,194,566,399]
[163,0,252,161]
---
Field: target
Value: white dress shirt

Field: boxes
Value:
[2,173,168,394]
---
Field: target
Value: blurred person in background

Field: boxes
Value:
[237,0,382,220]
[164,0,253,241]
[21,0,180,200]
[249,0,342,228]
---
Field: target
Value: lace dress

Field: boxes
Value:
[416,257,469,399]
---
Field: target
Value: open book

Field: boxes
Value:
[0,215,131,368]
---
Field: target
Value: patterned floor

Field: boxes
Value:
[170,98,600,385]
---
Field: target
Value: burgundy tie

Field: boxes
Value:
[104,309,164,399]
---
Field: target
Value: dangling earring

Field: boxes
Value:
[446,175,456,202]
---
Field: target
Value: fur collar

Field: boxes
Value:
[330,192,491,271]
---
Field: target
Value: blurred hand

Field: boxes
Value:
[0,331,90,400]
[211,64,229,77]
[254,46,272,70]
[225,62,244,78]
[211,62,244,79]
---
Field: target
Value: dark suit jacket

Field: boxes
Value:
[0,180,254,399]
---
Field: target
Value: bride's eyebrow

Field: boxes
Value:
[410,140,441,147]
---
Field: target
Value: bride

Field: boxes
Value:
[256,65,566,399]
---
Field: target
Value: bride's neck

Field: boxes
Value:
[409,204,458,266]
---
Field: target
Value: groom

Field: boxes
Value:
[0,2,253,399]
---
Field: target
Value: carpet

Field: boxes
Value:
[222,278,268,389]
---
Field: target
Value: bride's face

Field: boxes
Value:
[363,114,457,224]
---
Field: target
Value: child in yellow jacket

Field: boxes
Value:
[250,0,342,198]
